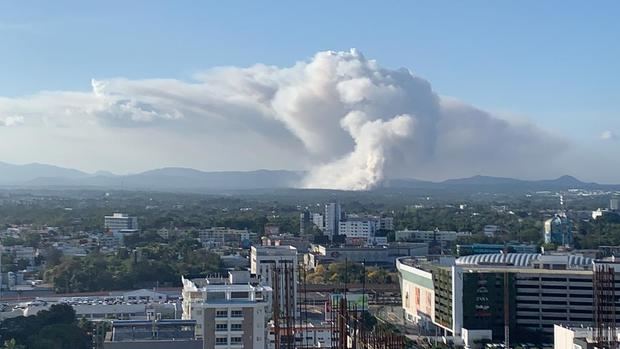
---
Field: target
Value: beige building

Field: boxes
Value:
[182,271,271,349]
[396,258,435,329]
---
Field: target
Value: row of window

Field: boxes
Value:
[216,323,243,331]
[216,310,244,318]
[216,337,243,345]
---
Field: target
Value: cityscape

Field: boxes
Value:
[1,2,619,349]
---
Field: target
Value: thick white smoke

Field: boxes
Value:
[303,112,415,190]
[0,49,568,188]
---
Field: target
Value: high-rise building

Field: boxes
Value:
[543,214,572,247]
[610,197,619,211]
[250,245,298,319]
[324,203,341,240]
[299,210,311,234]
[312,213,324,230]
[181,271,271,349]
[104,213,138,234]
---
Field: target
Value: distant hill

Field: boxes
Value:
[0,162,303,191]
[0,161,89,184]
[0,161,617,192]
[388,174,611,192]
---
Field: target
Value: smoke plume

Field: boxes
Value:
[0,49,568,189]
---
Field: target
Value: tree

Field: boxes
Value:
[0,304,90,349]
[42,247,63,268]
[3,339,25,349]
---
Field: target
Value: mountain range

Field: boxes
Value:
[0,161,617,192]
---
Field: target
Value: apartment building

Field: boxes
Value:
[181,271,271,349]
[250,245,298,318]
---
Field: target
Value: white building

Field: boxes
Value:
[312,213,324,230]
[554,324,620,349]
[610,197,619,211]
[395,229,469,243]
[182,271,271,349]
[268,322,332,349]
[324,203,341,240]
[251,245,298,318]
[11,297,178,321]
[104,213,138,234]
[198,227,252,247]
[338,218,378,240]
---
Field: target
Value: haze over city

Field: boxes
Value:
[0,1,618,188]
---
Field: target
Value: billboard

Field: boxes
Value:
[325,293,369,321]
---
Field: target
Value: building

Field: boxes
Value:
[397,254,616,345]
[104,319,203,349]
[250,245,298,318]
[98,233,121,250]
[610,197,619,211]
[198,227,253,248]
[299,210,311,234]
[553,324,620,349]
[264,224,280,236]
[267,321,332,349]
[377,216,394,231]
[305,243,428,269]
[592,208,605,220]
[104,213,139,234]
[397,257,436,330]
[261,234,310,252]
[337,215,395,242]
[483,225,499,237]
[395,229,470,243]
[312,213,324,231]
[456,243,538,256]
[181,271,271,349]
[544,214,572,247]
[338,218,378,241]
[324,203,342,240]
[2,245,36,266]
[14,298,177,321]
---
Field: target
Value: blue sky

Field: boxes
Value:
[0,1,618,182]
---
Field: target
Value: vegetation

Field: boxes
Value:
[306,262,397,285]
[44,237,222,293]
[0,304,91,349]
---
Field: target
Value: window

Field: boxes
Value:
[231,323,242,331]
[231,337,242,343]
[216,310,228,318]
[216,323,228,331]
[231,292,249,299]
[216,337,228,345]
[231,310,243,317]
[208,292,226,300]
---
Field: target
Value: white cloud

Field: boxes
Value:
[0,115,24,127]
[601,130,618,141]
[0,49,572,189]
